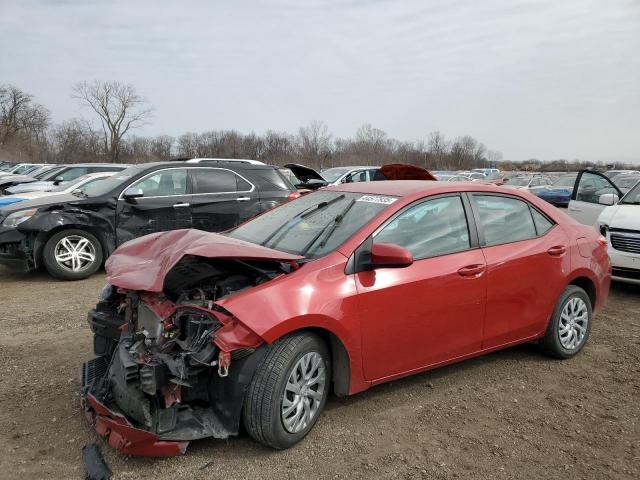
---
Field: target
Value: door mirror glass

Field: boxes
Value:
[598,193,618,205]
[370,242,413,268]
[123,187,144,200]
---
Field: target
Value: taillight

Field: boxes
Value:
[288,191,301,201]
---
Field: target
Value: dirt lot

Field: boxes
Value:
[0,267,638,480]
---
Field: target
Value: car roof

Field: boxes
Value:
[60,163,130,167]
[323,180,505,197]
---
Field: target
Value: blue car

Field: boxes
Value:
[534,174,578,207]
[0,197,27,207]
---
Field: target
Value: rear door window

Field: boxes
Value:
[473,195,537,246]
[192,168,240,194]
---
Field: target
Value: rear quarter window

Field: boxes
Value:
[246,168,295,191]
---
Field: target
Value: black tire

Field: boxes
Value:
[243,332,330,449]
[42,229,103,281]
[541,285,593,359]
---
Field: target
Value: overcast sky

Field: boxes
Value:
[1,0,639,162]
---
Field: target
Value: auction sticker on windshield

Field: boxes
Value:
[356,195,397,205]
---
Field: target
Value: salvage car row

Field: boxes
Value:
[0,157,636,459]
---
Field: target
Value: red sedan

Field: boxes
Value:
[82,181,611,456]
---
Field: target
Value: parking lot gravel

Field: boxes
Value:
[0,266,638,479]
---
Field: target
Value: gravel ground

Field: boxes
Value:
[0,266,638,480]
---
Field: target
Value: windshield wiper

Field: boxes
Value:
[300,198,357,257]
[262,194,346,249]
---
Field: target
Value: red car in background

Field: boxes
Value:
[82,181,611,456]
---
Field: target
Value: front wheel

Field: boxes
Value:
[243,333,330,449]
[42,229,104,281]
[541,285,593,358]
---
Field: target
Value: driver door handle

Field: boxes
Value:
[457,264,485,278]
[173,202,190,208]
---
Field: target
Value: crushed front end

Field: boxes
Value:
[81,256,289,456]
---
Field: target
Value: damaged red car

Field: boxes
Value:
[81,181,611,456]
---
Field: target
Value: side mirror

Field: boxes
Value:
[123,187,144,200]
[370,242,413,269]
[53,176,64,185]
[598,193,619,205]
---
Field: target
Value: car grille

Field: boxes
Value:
[612,267,640,281]
[610,229,640,254]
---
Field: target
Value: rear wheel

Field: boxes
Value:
[42,229,103,280]
[243,332,330,449]
[541,285,592,358]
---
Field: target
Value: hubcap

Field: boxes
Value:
[54,235,96,272]
[281,351,326,434]
[558,296,589,350]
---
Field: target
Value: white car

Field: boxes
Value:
[567,170,640,285]
[0,172,116,208]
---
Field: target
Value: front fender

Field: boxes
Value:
[19,207,117,264]
[216,254,368,394]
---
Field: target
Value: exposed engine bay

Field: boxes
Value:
[81,256,291,455]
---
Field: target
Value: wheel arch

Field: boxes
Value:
[567,274,597,308]
[292,326,351,397]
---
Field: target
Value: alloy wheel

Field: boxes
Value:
[54,235,97,272]
[281,351,326,434]
[558,296,589,350]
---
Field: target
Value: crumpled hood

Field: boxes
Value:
[598,204,640,231]
[105,229,303,292]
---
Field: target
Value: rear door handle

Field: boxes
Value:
[457,264,485,278]
[173,202,190,208]
[237,197,251,202]
[547,245,567,256]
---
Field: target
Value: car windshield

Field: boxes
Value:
[620,182,640,205]
[553,174,578,187]
[80,165,146,197]
[228,190,397,258]
[321,167,352,183]
[616,176,640,189]
[509,177,531,186]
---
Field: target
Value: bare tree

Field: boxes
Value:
[50,118,101,163]
[0,84,50,147]
[297,120,333,169]
[427,131,448,168]
[72,81,153,162]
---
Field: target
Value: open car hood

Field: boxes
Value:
[284,163,326,183]
[380,164,436,181]
[105,229,303,292]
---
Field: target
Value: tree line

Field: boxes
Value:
[0,82,633,172]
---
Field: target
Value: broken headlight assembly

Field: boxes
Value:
[98,283,114,302]
[2,208,37,228]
